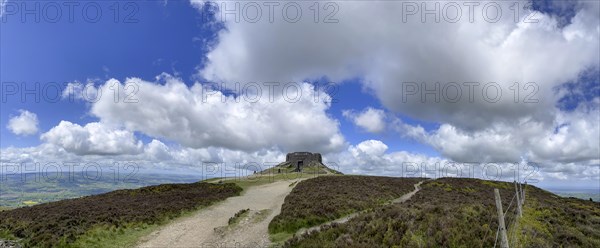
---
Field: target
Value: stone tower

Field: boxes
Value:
[285,152,322,172]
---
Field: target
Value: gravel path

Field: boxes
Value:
[137,180,298,248]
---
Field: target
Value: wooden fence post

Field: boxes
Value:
[520,181,525,205]
[494,188,510,248]
[515,181,522,217]
[522,182,527,204]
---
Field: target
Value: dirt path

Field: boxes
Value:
[137,180,298,248]
[296,180,426,236]
[391,180,425,204]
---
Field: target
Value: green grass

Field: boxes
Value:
[270,232,295,244]
[22,200,39,206]
[229,209,251,225]
[68,222,160,248]
[480,180,511,189]
[252,209,272,223]
[514,198,554,247]
[0,229,18,241]
[514,187,600,247]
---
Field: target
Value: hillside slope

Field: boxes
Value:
[269,176,424,242]
[283,178,600,247]
[1,175,597,247]
[0,182,242,247]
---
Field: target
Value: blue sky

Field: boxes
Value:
[0,0,598,189]
[0,1,438,155]
[1,1,209,144]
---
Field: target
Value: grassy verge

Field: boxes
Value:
[229,209,251,225]
[270,231,294,244]
[68,222,160,248]
[253,209,272,223]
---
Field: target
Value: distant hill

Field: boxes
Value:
[0,173,204,208]
[549,190,600,202]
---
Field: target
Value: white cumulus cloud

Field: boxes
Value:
[343,108,386,133]
[396,103,600,165]
[195,0,598,130]
[90,75,346,153]
[41,121,143,156]
[7,110,39,136]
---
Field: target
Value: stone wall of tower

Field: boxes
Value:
[285,152,322,165]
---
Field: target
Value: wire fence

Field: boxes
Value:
[492,181,527,248]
